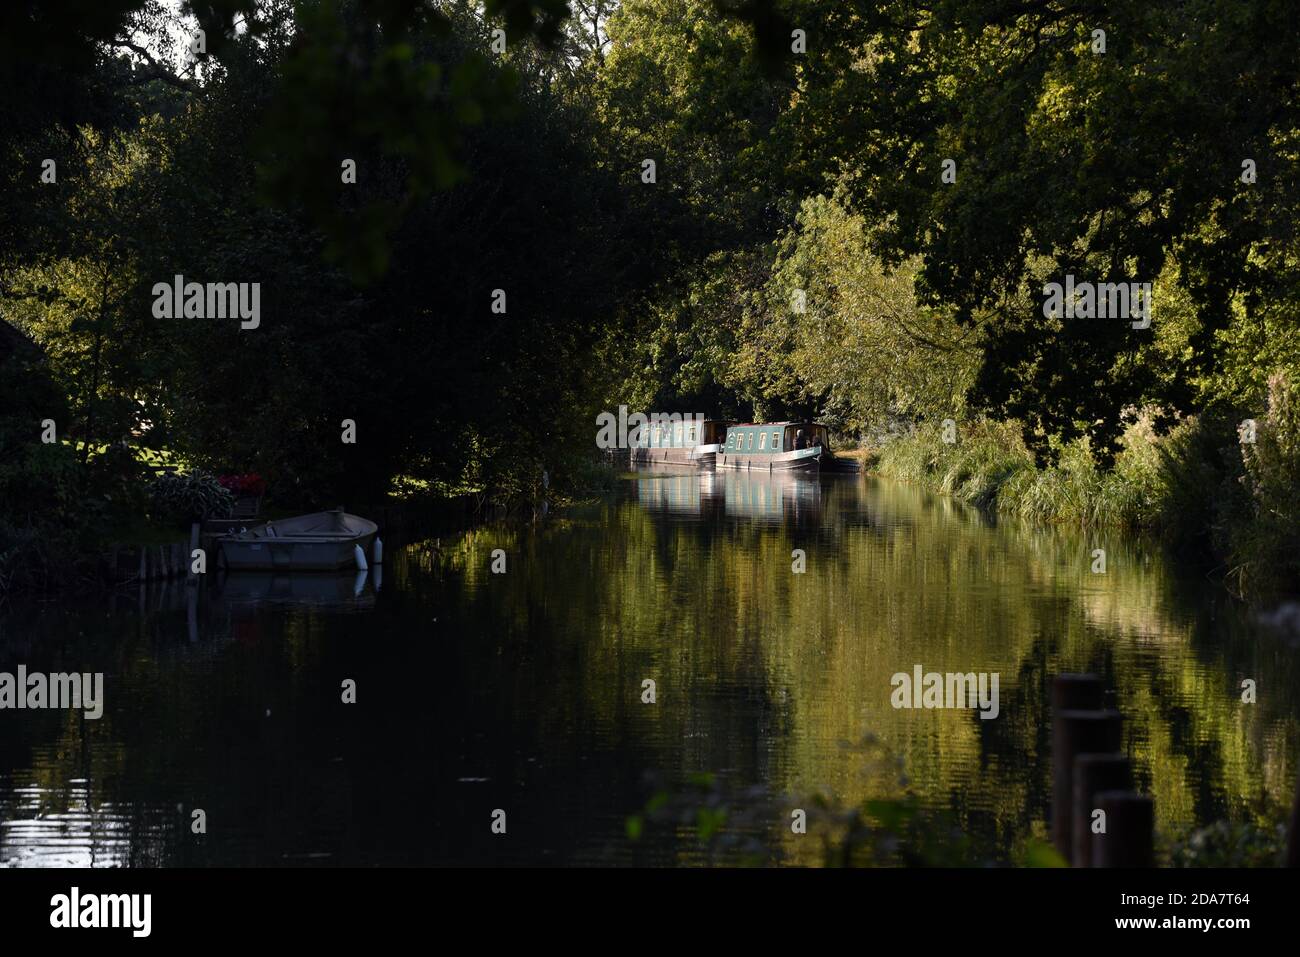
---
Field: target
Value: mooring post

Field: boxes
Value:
[1286,769,1300,866]
[1052,673,1104,711]
[1052,707,1122,862]
[1073,753,1132,867]
[1050,673,1106,861]
[1092,791,1154,867]
[187,522,200,585]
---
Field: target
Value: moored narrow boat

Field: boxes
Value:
[217,508,378,571]
[629,418,732,470]
[716,422,842,472]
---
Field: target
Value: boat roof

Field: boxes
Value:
[728,421,827,428]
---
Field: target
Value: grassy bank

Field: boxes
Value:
[866,376,1300,598]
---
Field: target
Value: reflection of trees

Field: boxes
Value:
[3,476,1296,865]
[440,477,1300,864]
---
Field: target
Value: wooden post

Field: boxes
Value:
[1286,769,1300,866]
[1052,673,1104,711]
[1092,791,1154,867]
[187,522,200,585]
[1073,753,1131,867]
[1052,708,1122,862]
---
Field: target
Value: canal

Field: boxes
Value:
[2,472,1297,865]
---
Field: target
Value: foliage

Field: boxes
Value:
[2,0,644,540]
[0,325,88,594]
[751,190,979,433]
[7,0,1300,600]
[876,415,1179,530]
[1169,820,1287,868]
[871,399,1300,595]
[1233,371,1300,593]
[749,0,1300,462]
[148,469,235,524]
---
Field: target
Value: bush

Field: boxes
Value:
[148,470,235,525]
[875,414,1198,530]
[1232,371,1300,593]
[1168,820,1286,867]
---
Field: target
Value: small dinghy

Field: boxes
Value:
[218,508,378,571]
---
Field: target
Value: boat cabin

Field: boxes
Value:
[724,422,829,455]
[634,418,730,449]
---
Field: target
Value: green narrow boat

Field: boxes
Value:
[716,422,842,472]
[629,418,732,470]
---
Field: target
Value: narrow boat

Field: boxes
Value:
[716,422,850,472]
[217,508,378,571]
[629,418,732,470]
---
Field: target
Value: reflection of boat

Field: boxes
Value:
[218,509,378,570]
[630,418,732,470]
[722,470,822,526]
[213,570,376,606]
[635,472,724,517]
[717,422,837,472]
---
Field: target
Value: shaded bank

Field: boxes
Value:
[868,383,1300,598]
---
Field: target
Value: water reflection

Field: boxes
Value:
[634,470,823,528]
[1,472,1297,866]
[212,570,377,608]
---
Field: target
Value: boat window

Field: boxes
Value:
[674,423,683,446]
[758,431,767,450]
[746,433,754,451]
[772,431,781,449]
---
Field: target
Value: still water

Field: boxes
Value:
[2,472,1297,866]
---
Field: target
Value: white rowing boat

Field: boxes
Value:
[218,509,378,571]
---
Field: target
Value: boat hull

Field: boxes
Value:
[220,536,376,570]
[218,510,378,571]
[716,446,822,472]
[629,446,718,470]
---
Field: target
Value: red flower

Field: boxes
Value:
[218,472,267,497]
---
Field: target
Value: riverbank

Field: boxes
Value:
[861,381,1300,598]
[0,453,622,600]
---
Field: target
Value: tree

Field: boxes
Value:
[732,0,1300,460]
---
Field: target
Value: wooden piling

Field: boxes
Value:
[1073,753,1131,867]
[1286,769,1300,866]
[1052,708,1122,862]
[1052,673,1104,711]
[187,522,200,584]
[1092,791,1154,867]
